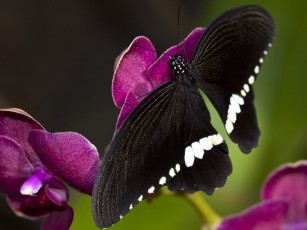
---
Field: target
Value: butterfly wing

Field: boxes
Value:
[92,80,232,228]
[190,5,275,153]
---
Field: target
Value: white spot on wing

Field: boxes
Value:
[199,137,213,150]
[230,96,241,113]
[191,142,204,159]
[169,168,176,177]
[225,119,234,134]
[212,134,223,145]
[159,176,166,185]
[148,186,155,194]
[243,84,250,93]
[138,195,143,202]
[184,146,194,167]
[254,65,259,74]
[175,163,180,173]
[241,89,246,97]
[129,204,133,210]
[264,50,268,55]
[248,75,255,84]
[209,135,219,146]
[120,215,123,219]
[228,105,236,123]
[259,58,263,63]
[233,94,244,105]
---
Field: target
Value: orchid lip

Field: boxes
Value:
[20,169,52,196]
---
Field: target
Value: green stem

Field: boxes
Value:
[158,188,222,229]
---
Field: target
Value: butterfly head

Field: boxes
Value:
[168,54,187,79]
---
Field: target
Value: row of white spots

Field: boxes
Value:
[126,185,155,218]
[225,43,271,134]
[125,163,181,219]
[127,185,155,213]
[159,163,181,186]
[225,94,244,134]
[184,134,223,167]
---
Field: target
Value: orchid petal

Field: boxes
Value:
[112,36,156,108]
[113,29,205,130]
[0,109,44,165]
[45,184,68,207]
[262,160,307,220]
[20,169,52,196]
[217,200,288,230]
[28,130,99,195]
[115,91,139,131]
[7,195,42,219]
[7,193,52,219]
[0,136,34,195]
[41,206,74,230]
[147,27,205,85]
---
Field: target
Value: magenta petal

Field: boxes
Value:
[41,206,74,230]
[112,36,156,108]
[28,130,100,195]
[45,184,68,207]
[20,169,52,196]
[262,161,307,220]
[115,91,139,131]
[0,136,34,195]
[147,27,205,85]
[7,195,50,219]
[262,161,307,200]
[7,196,39,219]
[0,108,45,165]
[217,200,288,230]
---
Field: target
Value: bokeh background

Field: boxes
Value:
[0,0,306,229]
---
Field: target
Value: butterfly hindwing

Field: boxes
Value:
[167,87,231,194]
[190,5,275,153]
[92,80,232,228]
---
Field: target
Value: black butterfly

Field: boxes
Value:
[92,5,275,228]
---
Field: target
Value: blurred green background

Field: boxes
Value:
[0,0,306,229]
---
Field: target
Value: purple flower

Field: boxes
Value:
[112,27,205,131]
[217,161,307,230]
[0,108,100,230]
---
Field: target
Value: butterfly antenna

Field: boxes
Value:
[176,0,188,62]
[176,0,181,54]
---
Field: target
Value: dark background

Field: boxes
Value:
[0,0,306,229]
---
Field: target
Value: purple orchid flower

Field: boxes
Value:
[0,108,100,230]
[217,160,307,230]
[112,27,205,131]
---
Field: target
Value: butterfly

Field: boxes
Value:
[92,5,275,228]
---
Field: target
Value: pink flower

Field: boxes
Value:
[112,28,205,131]
[0,108,100,230]
[218,161,307,230]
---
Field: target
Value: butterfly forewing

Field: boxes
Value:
[92,80,231,228]
[190,5,275,152]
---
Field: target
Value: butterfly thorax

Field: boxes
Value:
[168,54,189,81]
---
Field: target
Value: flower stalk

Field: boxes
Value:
[158,187,222,229]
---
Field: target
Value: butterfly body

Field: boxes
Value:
[92,5,275,229]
